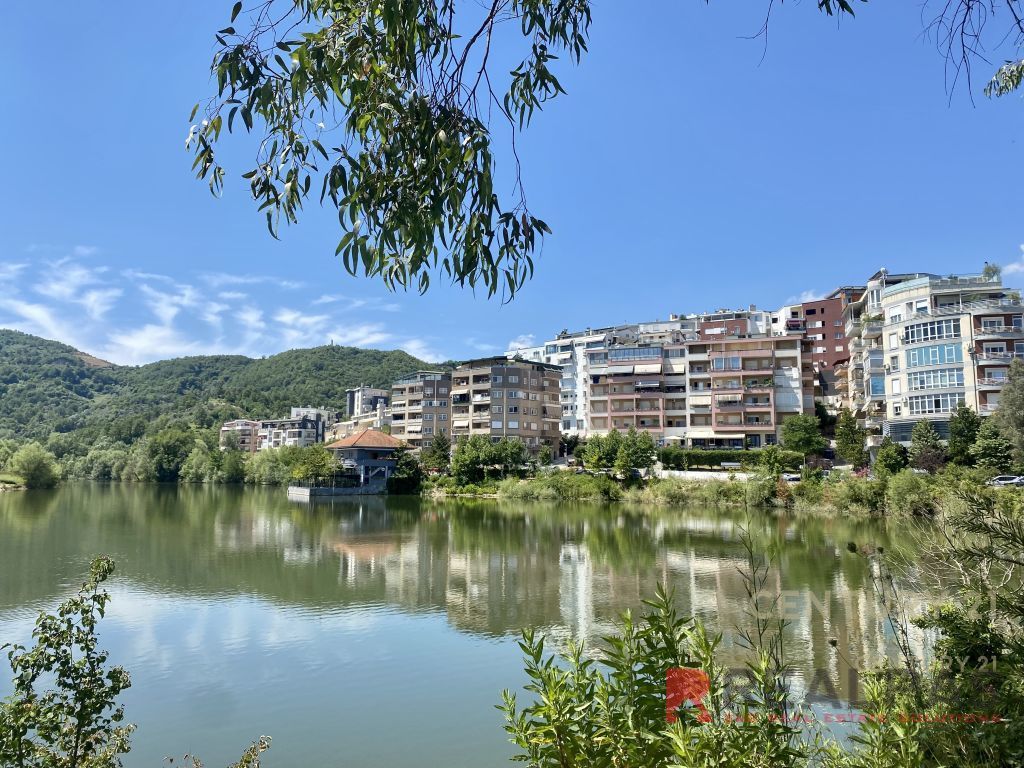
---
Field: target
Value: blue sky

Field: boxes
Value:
[2,2,1021,365]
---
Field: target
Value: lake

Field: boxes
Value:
[0,485,941,767]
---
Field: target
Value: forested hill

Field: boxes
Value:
[0,329,432,441]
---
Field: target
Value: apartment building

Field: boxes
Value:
[585,308,814,448]
[390,370,452,452]
[257,414,327,450]
[345,386,390,419]
[219,419,261,452]
[325,400,391,443]
[289,406,340,425]
[843,269,1023,445]
[450,356,562,451]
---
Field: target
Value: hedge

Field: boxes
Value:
[657,446,803,471]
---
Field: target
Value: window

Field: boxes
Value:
[834,345,844,353]
[492,375,503,383]
[984,343,1007,355]
[891,378,901,395]
[893,404,902,417]
[903,319,960,344]
[491,420,503,429]
[834,332,844,339]
[906,344,962,368]
[508,375,519,383]
[982,318,1003,330]
[870,376,885,396]
[907,393,963,415]
[508,420,519,429]
[906,367,964,391]
[806,308,817,315]
[508,406,519,414]
[438,387,449,394]
[423,413,433,421]
[491,406,503,413]
[423,427,433,435]
[889,333,899,350]
[609,346,662,361]
[889,355,899,372]
[507,390,520,399]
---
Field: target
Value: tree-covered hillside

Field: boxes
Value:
[0,329,432,441]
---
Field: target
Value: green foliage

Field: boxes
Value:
[908,419,946,473]
[834,408,867,467]
[0,558,271,768]
[873,436,908,478]
[947,402,981,465]
[189,0,589,298]
[582,429,623,471]
[755,444,788,477]
[613,427,657,478]
[780,414,827,458]
[622,477,748,507]
[498,471,622,502]
[986,58,1024,97]
[386,446,424,495]
[450,435,489,484]
[537,444,553,466]
[995,358,1024,462]
[0,556,133,767]
[745,472,779,508]
[450,435,531,484]
[244,446,303,485]
[658,447,802,472]
[830,476,887,514]
[420,430,451,474]
[291,444,339,483]
[180,439,221,483]
[0,329,432,443]
[8,443,59,489]
[0,439,20,471]
[971,418,1015,474]
[884,470,936,517]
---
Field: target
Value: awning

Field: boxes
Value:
[607,364,634,374]
[453,419,470,428]
[634,363,662,374]
[406,425,422,433]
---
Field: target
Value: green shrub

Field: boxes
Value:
[884,470,936,516]
[828,476,887,515]
[657,447,802,471]
[791,479,824,504]
[744,473,777,507]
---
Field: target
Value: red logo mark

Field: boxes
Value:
[666,667,711,723]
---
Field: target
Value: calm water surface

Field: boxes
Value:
[0,485,941,767]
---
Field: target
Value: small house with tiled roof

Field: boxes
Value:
[326,429,406,488]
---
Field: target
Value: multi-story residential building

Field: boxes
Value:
[842,269,1023,445]
[289,406,340,425]
[449,356,561,451]
[345,386,390,419]
[219,419,261,452]
[325,400,391,443]
[585,308,814,448]
[257,415,327,450]
[390,371,452,452]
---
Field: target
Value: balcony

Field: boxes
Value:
[975,324,1024,340]
[976,352,1024,362]
[862,320,884,338]
[977,377,1007,388]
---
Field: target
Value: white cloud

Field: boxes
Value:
[35,259,104,302]
[399,338,445,362]
[784,289,826,305]
[312,294,400,312]
[0,297,82,347]
[0,263,27,282]
[202,272,304,290]
[139,282,200,326]
[238,307,266,332]
[506,333,537,352]
[218,291,248,301]
[79,288,122,321]
[1003,244,1024,276]
[99,324,219,365]
[72,245,99,257]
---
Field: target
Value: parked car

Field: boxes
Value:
[986,475,1023,487]
[781,472,801,483]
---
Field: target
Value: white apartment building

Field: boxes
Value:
[843,269,1023,445]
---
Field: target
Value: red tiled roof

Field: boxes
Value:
[326,429,405,450]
